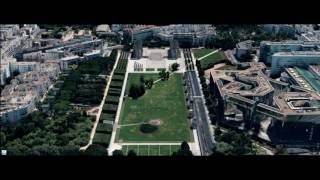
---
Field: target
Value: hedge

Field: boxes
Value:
[96,123,113,134]
[102,103,118,113]
[146,68,155,71]
[157,68,166,71]
[100,113,116,121]
[105,95,119,104]
[92,133,111,147]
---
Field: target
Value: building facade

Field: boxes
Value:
[271,51,320,76]
[260,41,320,64]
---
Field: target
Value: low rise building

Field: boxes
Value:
[271,51,320,76]
[59,55,81,70]
[259,41,320,64]
[10,61,40,74]
[236,40,253,59]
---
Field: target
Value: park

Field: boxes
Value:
[115,73,193,143]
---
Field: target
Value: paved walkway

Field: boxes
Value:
[198,49,219,61]
[118,122,143,127]
[108,52,130,155]
[80,50,121,151]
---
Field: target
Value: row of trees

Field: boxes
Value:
[212,130,255,155]
[159,70,170,80]
[128,75,154,99]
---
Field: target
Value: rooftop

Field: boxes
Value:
[274,91,320,116]
[208,63,273,97]
[236,40,253,50]
[273,51,320,56]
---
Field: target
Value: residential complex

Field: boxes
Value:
[0,61,60,122]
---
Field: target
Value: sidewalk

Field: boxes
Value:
[108,52,130,155]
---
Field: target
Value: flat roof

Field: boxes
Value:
[273,51,320,56]
[274,91,320,115]
[60,55,80,61]
[208,64,273,97]
[295,67,320,93]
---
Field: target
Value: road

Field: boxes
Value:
[183,49,215,156]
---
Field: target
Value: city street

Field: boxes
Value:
[183,49,215,156]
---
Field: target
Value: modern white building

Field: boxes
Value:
[155,24,216,47]
[59,55,81,70]
[22,50,63,61]
[260,41,320,64]
[0,91,37,123]
[123,25,156,43]
[0,63,10,85]
[271,51,320,76]
[84,50,101,60]
[0,62,60,122]
[259,24,296,36]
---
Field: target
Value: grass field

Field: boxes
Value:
[193,48,216,59]
[122,145,181,156]
[199,51,227,69]
[116,73,193,143]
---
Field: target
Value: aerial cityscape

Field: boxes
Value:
[1,24,320,156]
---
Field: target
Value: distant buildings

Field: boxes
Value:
[123,25,156,43]
[260,41,320,64]
[259,24,296,36]
[271,51,320,76]
[0,61,60,122]
[0,63,10,85]
[168,40,180,59]
[0,57,40,85]
[156,24,216,47]
[132,40,143,59]
[299,31,320,41]
[10,61,40,74]
[121,24,216,47]
[59,55,81,70]
[22,50,64,61]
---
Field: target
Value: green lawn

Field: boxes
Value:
[200,51,227,69]
[117,73,193,143]
[137,145,149,155]
[193,48,215,59]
